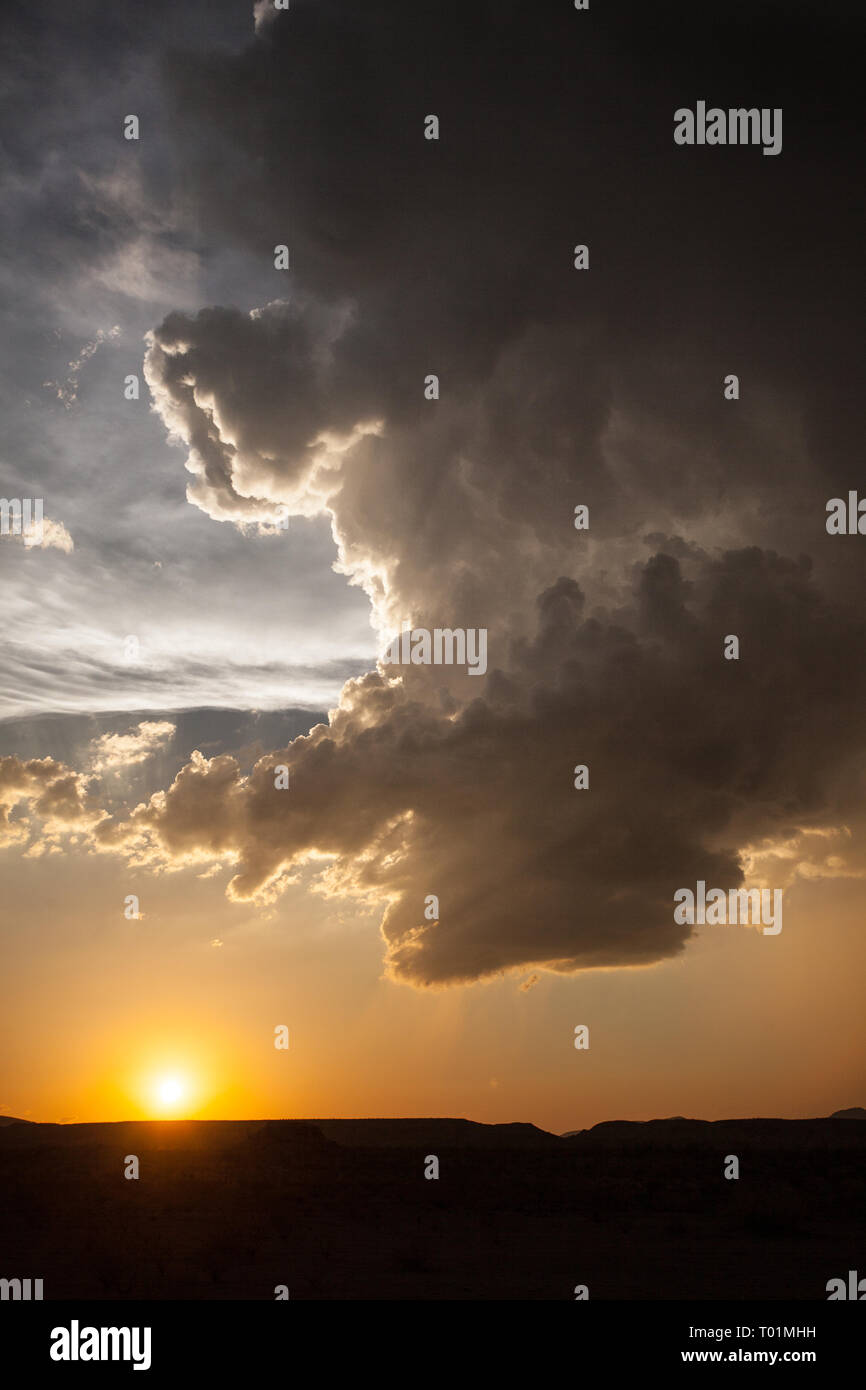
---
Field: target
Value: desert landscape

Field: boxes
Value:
[2,1110,863,1300]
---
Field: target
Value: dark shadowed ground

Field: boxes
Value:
[0,1114,863,1299]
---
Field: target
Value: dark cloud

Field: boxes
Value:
[4,1,865,984]
[143,0,865,611]
[155,0,863,491]
[127,0,866,984]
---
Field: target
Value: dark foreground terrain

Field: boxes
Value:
[1,1112,863,1299]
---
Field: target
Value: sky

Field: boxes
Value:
[0,0,864,1132]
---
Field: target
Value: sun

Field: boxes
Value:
[154,1075,187,1110]
[127,1053,211,1118]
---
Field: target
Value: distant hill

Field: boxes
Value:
[308,1118,558,1149]
[560,1112,866,1148]
[561,1117,711,1139]
[0,1115,34,1126]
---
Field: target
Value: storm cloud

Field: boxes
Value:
[4,0,865,986]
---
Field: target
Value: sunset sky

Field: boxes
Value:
[0,0,863,1132]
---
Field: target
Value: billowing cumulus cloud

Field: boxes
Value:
[81,545,866,985]
[89,720,175,773]
[119,0,866,984]
[24,518,74,553]
[144,0,863,620]
[0,755,104,850]
[5,0,865,987]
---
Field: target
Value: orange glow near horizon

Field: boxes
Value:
[122,1043,217,1120]
[2,861,866,1134]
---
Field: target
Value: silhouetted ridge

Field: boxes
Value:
[561,1116,866,1150]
